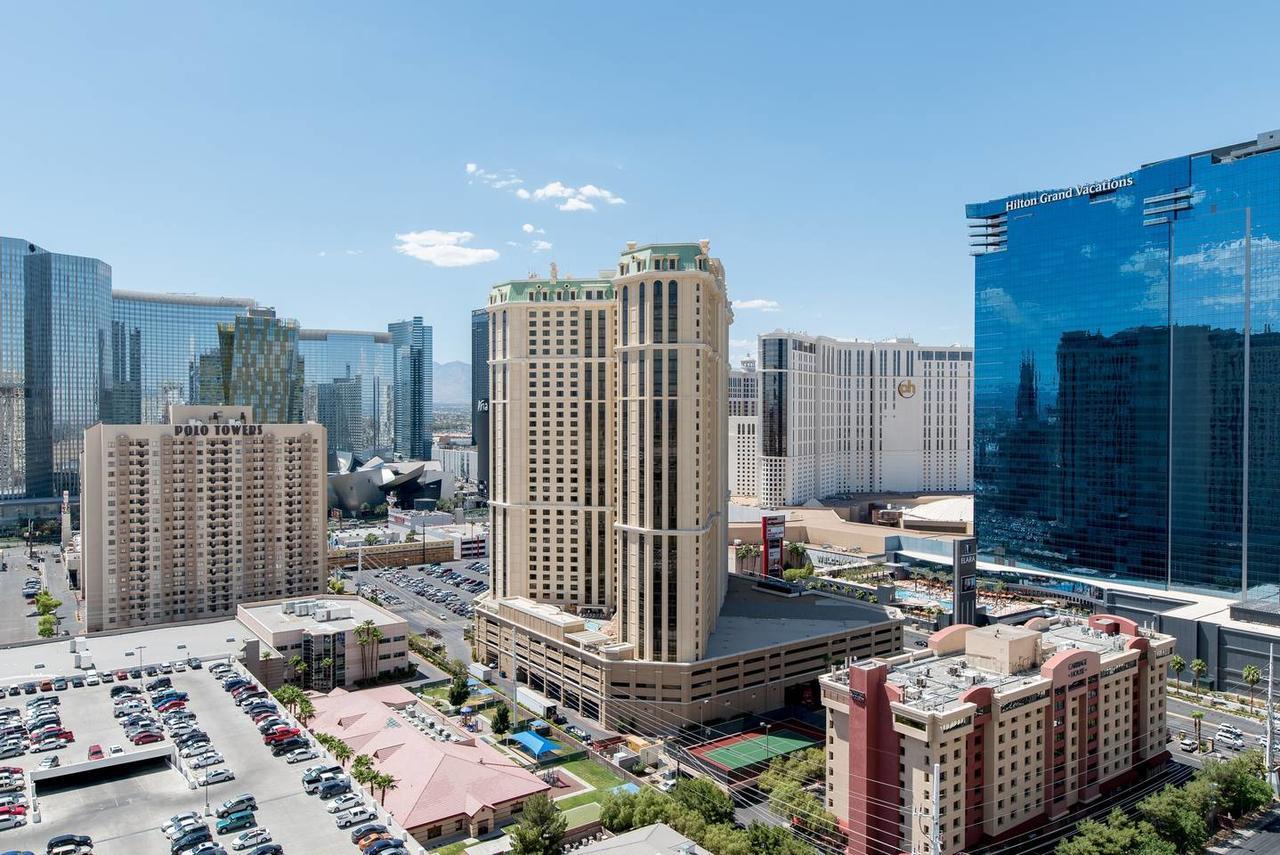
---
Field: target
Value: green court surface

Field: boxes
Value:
[702,728,819,770]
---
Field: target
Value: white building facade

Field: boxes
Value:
[728,359,758,498]
[758,333,973,507]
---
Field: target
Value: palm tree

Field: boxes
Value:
[319,657,334,689]
[355,620,378,678]
[273,684,303,713]
[1243,664,1263,710]
[785,542,807,567]
[374,772,399,804]
[332,740,353,768]
[328,578,346,595]
[1191,711,1204,748]
[1170,655,1186,689]
[288,655,305,681]
[351,755,376,793]
[1191,658,1208,693]
[296,696,316,726]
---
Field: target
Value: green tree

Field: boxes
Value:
[273,683,304,713]
[331,740,353,767]
[1242,664,1263,710]
[1201,750,1273,819]
[351,754,376,793]
[1137,779,1214,855]
[1170,655,1186,689]
[782,566,814,583]
[785,542,807,566]
[295,696,315,726]
[355,619,382,678]
[34,590,62,616]
[509,793,566,855]
[492,704,512,736]
[364,532,380,547]
[1190,711,1204,747]
[319,657,335,688]
[404,530,417,543]
[671,778,735,826]
[327,578,346,595]
[288,655,305,681]
[373,771,399,804]
[1190,658,1208,692]
[1055,809,1176,855]
[448,673,471,708]
[747,822,815,855]
[37,614,56,638]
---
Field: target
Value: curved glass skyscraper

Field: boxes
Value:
[299,328,394,457]
[968,129,1280,598]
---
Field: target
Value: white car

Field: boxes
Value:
[285,747,318,764]
[231,828,272,851]
[163,813,204,839]
[334,805,376,828]
[108,744,124,755]
[181,743,213,759]
[192,751,224,769]
[0,813,25,830]
[198,768,236,786]
[326,793,364,814]
[84,673,100,686]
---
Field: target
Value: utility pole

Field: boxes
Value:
[1267,644,1277,796]
[930,761,942,855]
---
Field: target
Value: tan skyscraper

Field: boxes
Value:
[477,242,902,730]
[614,241,730,662]
[81,405,327,632]
[487,275,616,611]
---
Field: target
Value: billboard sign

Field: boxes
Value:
[762,514,786,577]
[953,537,978,625]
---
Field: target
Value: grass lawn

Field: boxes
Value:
[561,802,603,828]
[425,840,474,855]
[555,790,608,811]
[556,758,625,790]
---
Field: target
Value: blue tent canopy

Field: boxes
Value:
[511,730,562,758]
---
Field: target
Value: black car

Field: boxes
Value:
[175,732,209,747]
[110,686,140,698]
[170,827,212,854]
[270,738,307,757]
[46,833,93,854]
[7,687,20,697]
[129,668,143,679]
[69,677,84,689]
[146,678,172,692]
[144,666,159,677]
[350,823,387,844]
[247,845,283,855]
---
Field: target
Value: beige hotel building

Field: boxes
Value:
[477,241,903,731]
[81,405,328,632]
[820,615,1173,855]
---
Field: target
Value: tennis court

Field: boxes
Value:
[684,719,825,783]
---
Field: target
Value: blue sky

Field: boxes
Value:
[2,1,1278,362]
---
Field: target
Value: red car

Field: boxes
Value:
[114,670,129,681]
[252,712,278,724]
[0,805,26,816]
[263,728,300,744]
[0,767,21,776]
[87,744,104,761]
[131,731,163,745]
[156,700,186,713]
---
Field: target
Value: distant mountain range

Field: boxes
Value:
[434,361,471,405]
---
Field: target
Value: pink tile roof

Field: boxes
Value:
[309,686,549,830]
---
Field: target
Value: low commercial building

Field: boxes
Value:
[237,596,408,690]
[308,685,549,844]
[820,616,1173,855]
[578,824,711,855]
[474,573,902,731]
[80,405,328,632]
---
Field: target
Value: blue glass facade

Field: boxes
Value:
[298,329,394,457]
[24,249,113,498]
[968,130,1280,597]
[110,291,256,425]
[0,238,43,499]
[389,317,434,460]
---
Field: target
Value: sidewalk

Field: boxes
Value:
[1207,803,1280,854]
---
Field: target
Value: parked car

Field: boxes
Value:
[0,812,25,831]
[215,811,256,835]
[230,828,271,851]
[357,832,391,851]
[245,845,282,855]
[161,812,202,837]
[86,744,104,761]
[349,823,388,844]
[335,806,376,828]
[326,793,364,814]
[269,738,307,757]
[198,768,236,786]
[215,795,258,819]
[284,747,318,764]
[192,752,224,769]
[132,731,164,746]
[45,834,93,854]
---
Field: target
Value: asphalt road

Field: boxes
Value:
[1231,810,1280,855]
[353,558,483,662]
[0,543,82,644]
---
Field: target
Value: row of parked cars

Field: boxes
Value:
[209,664,312,764]
[0,695,75,765]
[159,792,282,855]
[298,764,406,855]
[0,764,28,832]
[0,656,207,698]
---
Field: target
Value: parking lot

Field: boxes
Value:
[359,559,488,661]
[0,544,83,644]
[0,665,404,854]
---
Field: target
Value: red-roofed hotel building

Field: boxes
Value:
[820,616,1173,855]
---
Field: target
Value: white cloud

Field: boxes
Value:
[317,251,327,257]
[521,223,545,234]
[394,230,500,267]
[345,249,363,256]
[531,239,553,253]
[526,180,625,212]
[465,162,523,191]
[505,241,521,247]
[730,338,753,350]
[732,298,781,312]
